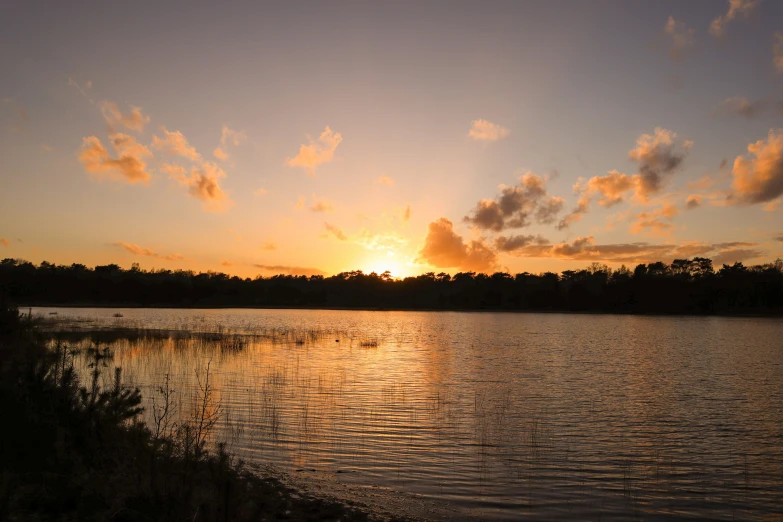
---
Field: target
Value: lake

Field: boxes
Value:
[34,307,783,520]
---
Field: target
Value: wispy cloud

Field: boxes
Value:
[79,134,152,184]
[286,126,342,176]
[0,238,10,247]
[324,222,347,241]
[253,188,268,196]
[152,127,202,162]
[377,176,395,186]
[468,119,510,142]
[67,77,92,99]
[309,195,334,213]
[710,0,759,37]
[112,241,185,261]
[213,125,246,160]
[629,202,679,237]
[717,96,765,118]
[664,16,694,61]
[260,242,277,251]
[99,101,150,132]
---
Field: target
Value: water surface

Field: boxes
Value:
[35,307,783,520]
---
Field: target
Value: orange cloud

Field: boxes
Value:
[112,242,185,261]
[221,260,234,267]
[630,203,679,237]
[377,176,395,186]
[68,77,92,98]
[0,238,9,247]
[686,195,702,209]
[79,134,152,184]
[403,204,411,223]
[213,125,246,160]
[152,127,202,162]
[468,119,510,142]
[253,188,268,196]
[710,0,759,37]
[664,16,694,61]
[260,242,277,251]
[730,129,783,204]
[286,126,342,176]
[585,170,636,207]
[99,101,150,132]
[166,162,233,212]
[687,175,714,190]
[418,218,497,272]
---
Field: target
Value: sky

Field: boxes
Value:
[1,0,783,278]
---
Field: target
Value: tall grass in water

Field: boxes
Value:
[0,304,403,521]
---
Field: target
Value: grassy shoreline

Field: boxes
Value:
[0,304,420,521]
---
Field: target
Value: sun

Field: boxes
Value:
[361,252,409,279]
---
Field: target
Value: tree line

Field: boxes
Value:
[2,257,783,314]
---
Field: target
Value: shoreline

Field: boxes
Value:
[21,302,783,319]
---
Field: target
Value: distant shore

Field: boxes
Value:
[22,302,783,319]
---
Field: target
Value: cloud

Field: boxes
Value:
[166,162,233,212]
[99,101,150,132]
[502,236,765,265]
[775,32,783,73]
[718,96,764,118]
[377,176,395,186]
[585,170,636,207]
[557,129,690,229]
[286,126,342,176]
[730,129,783,204]
[418,218,497,272]
[79,134,152,184]
[557,194,590,230]
[464,172,560,231]
[213,125,246,160]
[710,0,759,37]
[68,77,92,98]
[324,222,347,241]
[468,119,511,142]
[403,204,411,223]
[0,238,9,247]
[260,242,277,251]
[628,127,690,201]
[664,16,694,61]
[252,264,327,276]
[254,188,268,196]
[152,127,202,162]
[629,202,679,237]
[221,260,234,267]
[686,195,702,209]
[112,242,185,261]
[494,234,550,252]
[310,195,334,212]
[712,248,764,265]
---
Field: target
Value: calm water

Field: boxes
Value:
[35,307,783,520]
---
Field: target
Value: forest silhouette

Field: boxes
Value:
[2,256,783,314]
